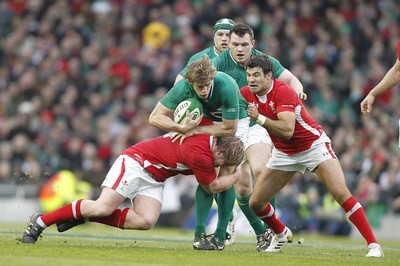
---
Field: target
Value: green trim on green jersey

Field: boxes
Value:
[161,72,247,122]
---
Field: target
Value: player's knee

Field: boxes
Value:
[234,183,252,198]
[137,215,158,230]
[252,168,263,180]
[249,197,263,213]
[330,188,352,205]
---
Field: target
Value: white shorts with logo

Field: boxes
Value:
[101,155,165,203]
[267,132,336,173]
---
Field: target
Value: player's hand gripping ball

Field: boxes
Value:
[174,98,203,124]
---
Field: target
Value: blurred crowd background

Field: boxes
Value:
[1,0,400,235]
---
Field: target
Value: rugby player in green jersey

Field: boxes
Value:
[149,56,250,250]
[179,23,305,251]
[174,18,242,249]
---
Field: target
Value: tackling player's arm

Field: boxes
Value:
[201,165,241,194]
[195,118,238,136]
[149,102,201,134]
[246,104,295,140]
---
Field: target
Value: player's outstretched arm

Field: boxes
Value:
[360,59,400,115]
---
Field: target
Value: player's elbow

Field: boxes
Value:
[226,128,236,136]
[223,124,237,136]
[148,112,158,126]
[281,128,294,140]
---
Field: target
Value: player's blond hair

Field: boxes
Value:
[216,135,245,166]
[184,56,217,86]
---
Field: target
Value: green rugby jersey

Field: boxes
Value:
[161,71,247,122]
[212,48,285,88]
[179,46,219,76]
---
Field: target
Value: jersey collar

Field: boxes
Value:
[256,80,274,103]
[213,46,219,57]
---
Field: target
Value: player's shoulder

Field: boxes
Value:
[212,49,230,62]
[215,70,234,80]
[240,85,251,93]
[239,85,252,97]
[182,134,213,158]
[274,78,290,89]
[188,46,215,63]
[185,134,212,144]
[215,71,237,85]
[214,73,239,95]
[273,79,297,96]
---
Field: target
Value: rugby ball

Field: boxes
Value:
[174,98,203,124]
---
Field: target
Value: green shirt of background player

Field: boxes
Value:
[175,18,236,84]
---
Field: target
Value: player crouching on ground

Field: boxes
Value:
[21,134,244,244]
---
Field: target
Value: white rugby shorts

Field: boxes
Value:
[101,155,164,203]
[267,132,336,173]
[245,123,272,150]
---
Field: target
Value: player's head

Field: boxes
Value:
[246,55,274,95]
[213,135,245,166]
[184,56,217,100]
[229,23,255,67]
[213,18,236,54]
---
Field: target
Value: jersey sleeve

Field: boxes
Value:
[268,55,285,78]
[217,74,240,120]
[275,83,297,113]
[160,81,189,110]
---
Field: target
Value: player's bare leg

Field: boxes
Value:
[123,195,162,229]
[250,168,294,252]
[234,142,275,251]
[315,159,383,257]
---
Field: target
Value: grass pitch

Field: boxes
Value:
[1,223,399,266]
